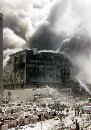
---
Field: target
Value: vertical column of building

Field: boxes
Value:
[25,51,26,88]
[0,13,3,99]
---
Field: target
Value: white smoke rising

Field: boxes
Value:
[3,28,26,50]
[56,39,70,53]
[49,0,91,36]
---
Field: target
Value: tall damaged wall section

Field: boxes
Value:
[0,13,3,98]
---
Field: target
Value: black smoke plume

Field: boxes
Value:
[29,24,65,50]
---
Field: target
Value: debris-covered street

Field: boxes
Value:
[0,87,90,130]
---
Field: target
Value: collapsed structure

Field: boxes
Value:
[3,49,71,89]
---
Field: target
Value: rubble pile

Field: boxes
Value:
[0,89,91,130]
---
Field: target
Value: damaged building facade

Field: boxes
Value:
[3,49,71,89]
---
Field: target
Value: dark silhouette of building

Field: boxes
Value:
[3,49,71,89]
[0,13,3,98]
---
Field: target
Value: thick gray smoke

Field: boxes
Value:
[1,0,91,87]
[29,24,65,50]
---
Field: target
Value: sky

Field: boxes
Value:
[1,0,91,86]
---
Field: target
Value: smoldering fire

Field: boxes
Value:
[1,0,91,88]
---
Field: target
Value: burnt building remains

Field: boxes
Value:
[3,49,71,89]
